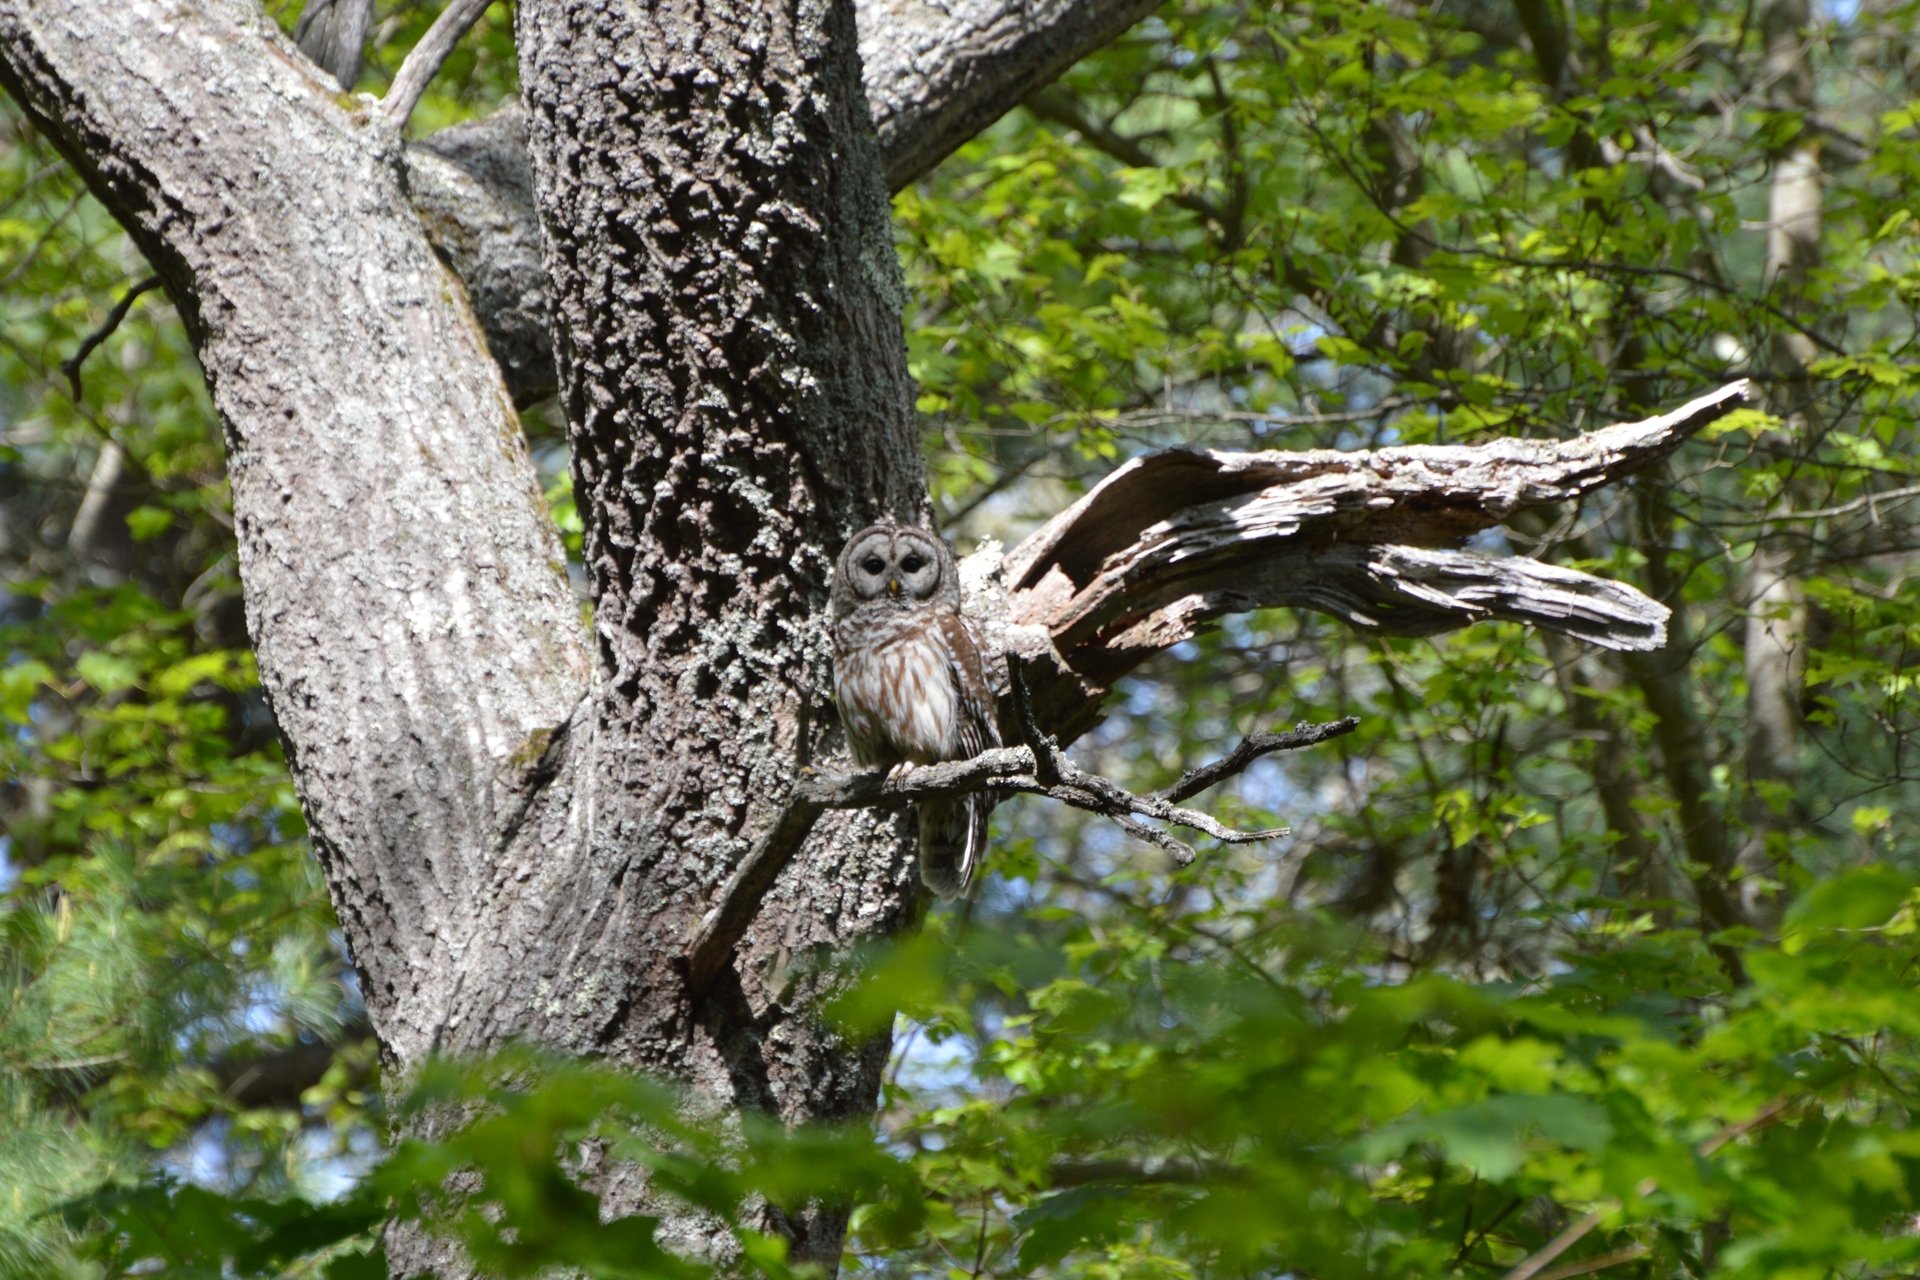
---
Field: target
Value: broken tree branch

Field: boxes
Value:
[988,381,1752,741]
[686,384,1749,984]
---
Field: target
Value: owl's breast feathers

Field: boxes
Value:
[833,605,965,767]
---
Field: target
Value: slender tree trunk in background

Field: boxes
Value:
[1741,0,1820,924]
[1509,0,1732,932]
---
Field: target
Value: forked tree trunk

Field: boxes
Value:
[0,0,922,1267]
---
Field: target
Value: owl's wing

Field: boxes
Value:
[938,612,1002,754]
[919,612,1002,901]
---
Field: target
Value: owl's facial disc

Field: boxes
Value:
[836,525,947,607]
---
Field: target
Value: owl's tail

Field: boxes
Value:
[918,795,990,901]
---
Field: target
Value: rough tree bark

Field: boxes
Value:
[407,0,1161,406]
[0,0,1749,1274]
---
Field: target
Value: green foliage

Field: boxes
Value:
[60,1049,924,1279]
[0,104,360,1240]
[831,879,1920,1277]
[53,885,1920,1276]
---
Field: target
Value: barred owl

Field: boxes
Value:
[831,524,1001,899]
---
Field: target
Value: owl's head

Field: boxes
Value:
[831,524,958,616]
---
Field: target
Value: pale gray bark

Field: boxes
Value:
[294,0,373,89]
[990,382,1750,741]
[0,0,593,1087]
[406,113,554,407]
[383,0,494,128]
[1740,0,1821,922]
[403,0,1159,405]
[860,0,1161,187]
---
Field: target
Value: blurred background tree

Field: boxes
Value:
[3,0,1918,1276]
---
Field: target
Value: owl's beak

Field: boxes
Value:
[887,577,901,596]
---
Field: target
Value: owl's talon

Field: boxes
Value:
[886,761,916,783]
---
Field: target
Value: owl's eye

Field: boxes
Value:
[900,554,925,573]
[862,556,885,575]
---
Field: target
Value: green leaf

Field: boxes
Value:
[0,658,55,722]
[74,649,141,693]
[1781,866,1915,952]
[125,505,174,541]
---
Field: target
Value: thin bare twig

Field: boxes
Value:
[1049,1155,1233,1186]
[684,794,826,992]
[0,189,83,289]
[382,0,494,129]
[1531,1244,1651,1280]
[61,275,160,400]
[1751,482,1920,525]
[1007,653,1062,786]
[1502,1208,1610,1280]
[1157,719,1360,803]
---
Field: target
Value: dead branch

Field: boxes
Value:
[1157,718,1360,803]
[212,1017,376,1109]
[1529,1245,1651,1280]
[787,741,1306,852]
[1499,1092,1796,1280]
[984,381,1752,741]
[684,721,1351,991]
[686,385,1748,985]
[1048,1155,1236,1187]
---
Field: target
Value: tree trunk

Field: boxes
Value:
[0,0,916,1267]
[0,0,594,1076]
[436,0,931,1266]
[1740,0,1820,924]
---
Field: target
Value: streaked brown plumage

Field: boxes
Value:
[830,524,1000,899]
